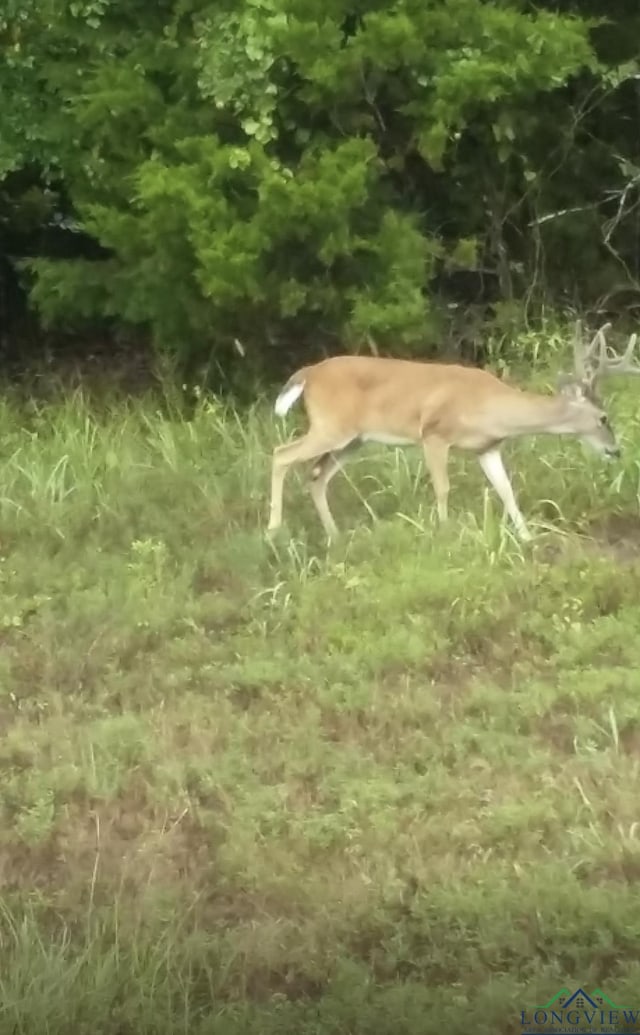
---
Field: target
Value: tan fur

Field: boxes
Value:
[267,345,627,542]
[296,357,592,451]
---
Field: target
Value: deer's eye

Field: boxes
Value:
[599,414,609,426]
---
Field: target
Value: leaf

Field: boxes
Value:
[242,117,260,136]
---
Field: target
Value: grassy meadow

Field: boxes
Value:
[1,340,640,1033]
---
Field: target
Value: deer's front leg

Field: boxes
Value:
[477,448,532,541]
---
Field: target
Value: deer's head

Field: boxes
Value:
[556,321,640,459]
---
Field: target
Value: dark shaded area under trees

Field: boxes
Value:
[1,0,639,392]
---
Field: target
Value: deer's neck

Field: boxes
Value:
[497,391,576,438]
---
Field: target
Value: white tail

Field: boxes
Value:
[274,373,306,417]
[267,325,636,541]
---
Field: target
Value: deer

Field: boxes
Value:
[267,322,640,542]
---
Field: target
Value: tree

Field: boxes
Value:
[0,0,637,379]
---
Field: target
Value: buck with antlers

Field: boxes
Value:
[268,322,639,541]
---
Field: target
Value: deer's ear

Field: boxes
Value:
[557,375,585,400]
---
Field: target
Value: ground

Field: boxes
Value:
[0,363,639,1034]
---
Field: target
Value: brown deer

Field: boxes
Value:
[268,322,639,541]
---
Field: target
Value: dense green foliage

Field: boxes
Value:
[1,0,637,372]
[0,359,639,1031]
[1,1,639,370]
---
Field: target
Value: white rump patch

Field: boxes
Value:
[360,432,415,446]
[274,379,305,417]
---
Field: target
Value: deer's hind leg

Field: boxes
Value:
[421,434,451,523]
[309,439,363,536]
[268,432,356,534]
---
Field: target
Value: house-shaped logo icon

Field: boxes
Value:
[534,987,631,1012]
[561,989,601,1011]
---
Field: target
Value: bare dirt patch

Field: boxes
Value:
[583,513,640,561]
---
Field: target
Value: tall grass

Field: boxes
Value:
[0,360,639,1033]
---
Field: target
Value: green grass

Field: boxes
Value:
[0,364,640,1033]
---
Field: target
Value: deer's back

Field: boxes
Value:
[302,355,514,440]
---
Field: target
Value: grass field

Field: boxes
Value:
[1,348,640,1033]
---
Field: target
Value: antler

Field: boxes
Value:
[573,320,640,385]
[597,330,640,377]
[573,319,611,384]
